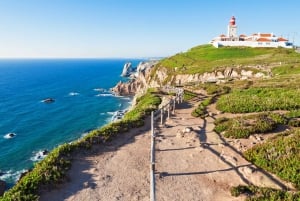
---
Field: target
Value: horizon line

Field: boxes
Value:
[0,56,165,60]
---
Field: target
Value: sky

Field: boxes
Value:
[0,0,299,58]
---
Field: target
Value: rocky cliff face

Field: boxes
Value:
[112,63,269,95]
[121,62,134,77]
[111,61,158,95]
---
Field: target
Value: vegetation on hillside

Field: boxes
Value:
[231,185,300,201]
[0,89,161,201]
[191,97,212,118]
[170,45,300,199]
[3,44,299,200]
[214,113,287,138]
[156,45,300,75]
[216,88,300,113]
[244,129,300,190]
[183,90,198,101]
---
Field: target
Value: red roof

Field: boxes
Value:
[260,33,273,37]
[278,37,288,42]
[239,34,247,37]
[257,38,271,42]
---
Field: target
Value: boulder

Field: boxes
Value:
[224,67,233,77]
[0,180,6,196]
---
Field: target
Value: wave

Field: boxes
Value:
[0,169,27,183]
[114,95,125,98]
[3,133,16,139]
[96,93,114,97]
[68,92,80,96]
[30,150,49,162]
[120,97,131,100]
[110,109,128,122]
[93,88,106,92]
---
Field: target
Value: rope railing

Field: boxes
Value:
[150,87,184,201]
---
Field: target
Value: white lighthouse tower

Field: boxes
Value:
[227,16,237,40]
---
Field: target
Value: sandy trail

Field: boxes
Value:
[39,97,292,201]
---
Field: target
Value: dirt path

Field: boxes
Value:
[39,97,292,201]
[155,99,293,201]
[39,121,152,201]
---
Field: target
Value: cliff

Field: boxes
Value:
[111,60,158,95]
[112,65,268,96]
[121,62,134,77]
[112,45,299,95]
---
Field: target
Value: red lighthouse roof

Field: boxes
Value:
[229,16,236,26]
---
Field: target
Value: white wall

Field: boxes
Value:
[212,41,293,48]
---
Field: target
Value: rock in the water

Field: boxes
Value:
[121,62,133,77]
[42,98,55,103]
[0,180,6,196]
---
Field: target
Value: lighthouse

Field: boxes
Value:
[227,16,237,39]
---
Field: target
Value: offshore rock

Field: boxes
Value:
[121,62,134,77]
[112,61,158,95]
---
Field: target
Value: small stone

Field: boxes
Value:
[184,127,193,133]
[83,182,89,188]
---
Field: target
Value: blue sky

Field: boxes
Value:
[0,0,299,58]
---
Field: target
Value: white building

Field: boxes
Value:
[211,16,293,49]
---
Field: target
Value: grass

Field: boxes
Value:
[244,129,300,189]
[231,185,300,201]
[216,88,300,113]
[191,97,212,118]
[201,83,231,95]
[214,113,287,138]
[156,45,300,75]
[272,64,300,75]
[0,89,161,201]
[183,90,198,101]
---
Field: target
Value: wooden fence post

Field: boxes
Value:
[167,103,170,119]
[173,98,176,114]
[150,111,156,201]
[160,109,163,125]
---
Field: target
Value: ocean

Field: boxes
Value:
[0,59,142,187]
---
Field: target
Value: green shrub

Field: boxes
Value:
[191,97,212,118]
[217,88,300,113]
[231,185,300,200]
[183,90,198,101]
[244,129,300,189]
[202,83,231,95]
[288,119,300,127]
[214,113,285,139]
[286,110,300,118]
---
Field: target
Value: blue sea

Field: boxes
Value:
[0,59,143,187]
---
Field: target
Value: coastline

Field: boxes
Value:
[0,60,137,192]
[0,60,160,199]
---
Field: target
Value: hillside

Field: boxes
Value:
[154,45,300,200]
[157,44,300,74]
[144,45,299,87]
[2,45,300,201]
